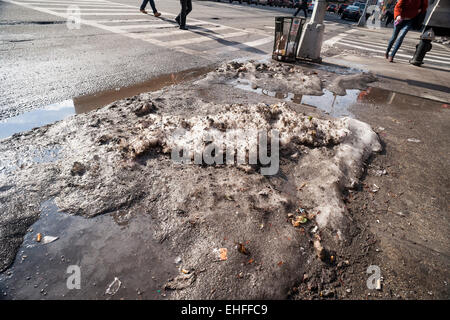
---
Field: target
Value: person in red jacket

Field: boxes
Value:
[385,0,428,62]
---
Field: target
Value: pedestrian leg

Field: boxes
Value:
[186,0,192,18]
[303,8,307,18]
[148,0,158,14]
[179,0,187,29]
[390,21,412,58]
[140,0,160,16]
[178,0,192,29]
[293,7,300,16]
[386,22,401,57]
[140,0,149,11]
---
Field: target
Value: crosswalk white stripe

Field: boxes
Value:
[336,41,450,65]
[166,31,249,47]
[341,37,450,59]
[342,33,450,54]
[19,0,109,2]
[20,0,110,5]
[338,39,450,63]
[40,8,140,11]
[136,26,233,40]
[205,37,273,55]
[118,21,212,30]
[323,29,358,47]
[105,0,270,37]
[4,0,272,59]
[65,12,151,16]
[96,19,155,23]
[25,3,125,7]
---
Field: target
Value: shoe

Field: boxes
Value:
[140,9,148,14]
[175,16,180,25]
[180,26,188,30]
[388,56,393,63]
[154,12,161,17]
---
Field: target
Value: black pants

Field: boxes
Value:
[384,11,394,27]
[176,0,192,27]
[294,6,307,18]
[140,0,157,13]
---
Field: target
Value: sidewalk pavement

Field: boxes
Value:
[323,26,450,104]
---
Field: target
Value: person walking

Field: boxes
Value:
[140,0,161,17]
[293,0,308,18]
[175,0,192,30]
[382,0,396,27]
[385,0,428,62]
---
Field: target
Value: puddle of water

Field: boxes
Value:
[0,66,214,140]
[233,80,359,117]
[0,100,74,140]
[72,65,214,114]
[0,200,178,299]
[232,80,444,117]
[356,86,444,110]
[299,90,360,117]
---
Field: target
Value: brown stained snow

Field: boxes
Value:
[0,61,382,298]
[198,61,324,96]
[125,103,349,161]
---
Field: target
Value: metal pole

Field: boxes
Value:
[296,0,327,62]
[357,0,370,27]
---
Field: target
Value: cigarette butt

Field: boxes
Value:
[36,233,42,242]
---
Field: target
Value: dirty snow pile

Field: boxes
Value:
[198,61,324,96]
[125,103,347,161]
[123,102,381,234]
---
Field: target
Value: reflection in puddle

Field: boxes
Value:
[300,89,360,117]
[0,100,74,140]
[233,80,359,117]
[0,66,214,140]
[232,81,444,117]
[0,199,178,299]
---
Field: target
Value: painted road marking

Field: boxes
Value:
[4,0,273,60]
[118,21,210,30]
[336,41,450,66]
[325,27,450,68]
[167,31,250,47]
[341,36,450,60]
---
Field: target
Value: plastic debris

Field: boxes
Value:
[105,277,121,295]
[374,169,387,176]
[291,216,308,227]
[213,248,228,261]
[407,138,421,143]
[237,243,250,255]
[219,248,228,261]
[41,236,58,244]
[313,236,326,261]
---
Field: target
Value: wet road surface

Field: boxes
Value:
[0,0,354,123]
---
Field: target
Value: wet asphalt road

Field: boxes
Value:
[0,0,353,121]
